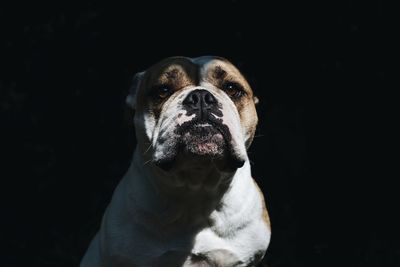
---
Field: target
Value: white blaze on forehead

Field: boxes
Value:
[195,58,216,77]
[191,56,226,67]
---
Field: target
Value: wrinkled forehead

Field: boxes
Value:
[143,56,249,88]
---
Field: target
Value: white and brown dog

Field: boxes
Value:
[80,56,271,267]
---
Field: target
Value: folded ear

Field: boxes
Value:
[126,71,145,110]
[253,96,259,105]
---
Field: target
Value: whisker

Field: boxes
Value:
[143,159,153,166]
[143,142,152,155]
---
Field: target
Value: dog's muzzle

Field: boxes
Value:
[154,89,245,172]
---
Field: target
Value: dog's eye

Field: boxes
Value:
[222,82,245,99]
[154,85,172,99]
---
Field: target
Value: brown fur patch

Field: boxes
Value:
[213,66,227,80]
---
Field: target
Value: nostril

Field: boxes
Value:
[183,91,200,107]
[204,92,216,105]
[191,93,199,105]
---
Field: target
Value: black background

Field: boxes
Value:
[1,1,397,266]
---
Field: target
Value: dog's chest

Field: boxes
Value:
[105,163,270,266]
[149,219,269,267]
[149,201,270,267]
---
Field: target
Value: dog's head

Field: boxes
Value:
[127,56,258,177]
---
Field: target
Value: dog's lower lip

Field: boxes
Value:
[154,158,175,171]
[231,157,245,168]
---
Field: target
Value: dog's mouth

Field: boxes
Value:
[181,123,225,157]
[155,118,245,172]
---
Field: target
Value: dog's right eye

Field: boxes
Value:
[154,85,172,99]
[222,82,245,99]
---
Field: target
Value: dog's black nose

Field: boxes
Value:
[183,89,218,118]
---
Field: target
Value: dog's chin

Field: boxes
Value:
[182,130,225,157]
[154,125,245,172]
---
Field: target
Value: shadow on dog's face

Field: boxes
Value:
[129,56,258,176]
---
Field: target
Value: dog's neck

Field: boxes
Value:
[126,149,250,230]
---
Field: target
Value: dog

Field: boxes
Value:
[80,56,271,267]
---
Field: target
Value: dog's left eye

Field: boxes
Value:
[155,85,172,99]
[222,82,245,99]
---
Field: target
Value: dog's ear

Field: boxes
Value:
[126,71,145,110]
[253,96,259,105]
